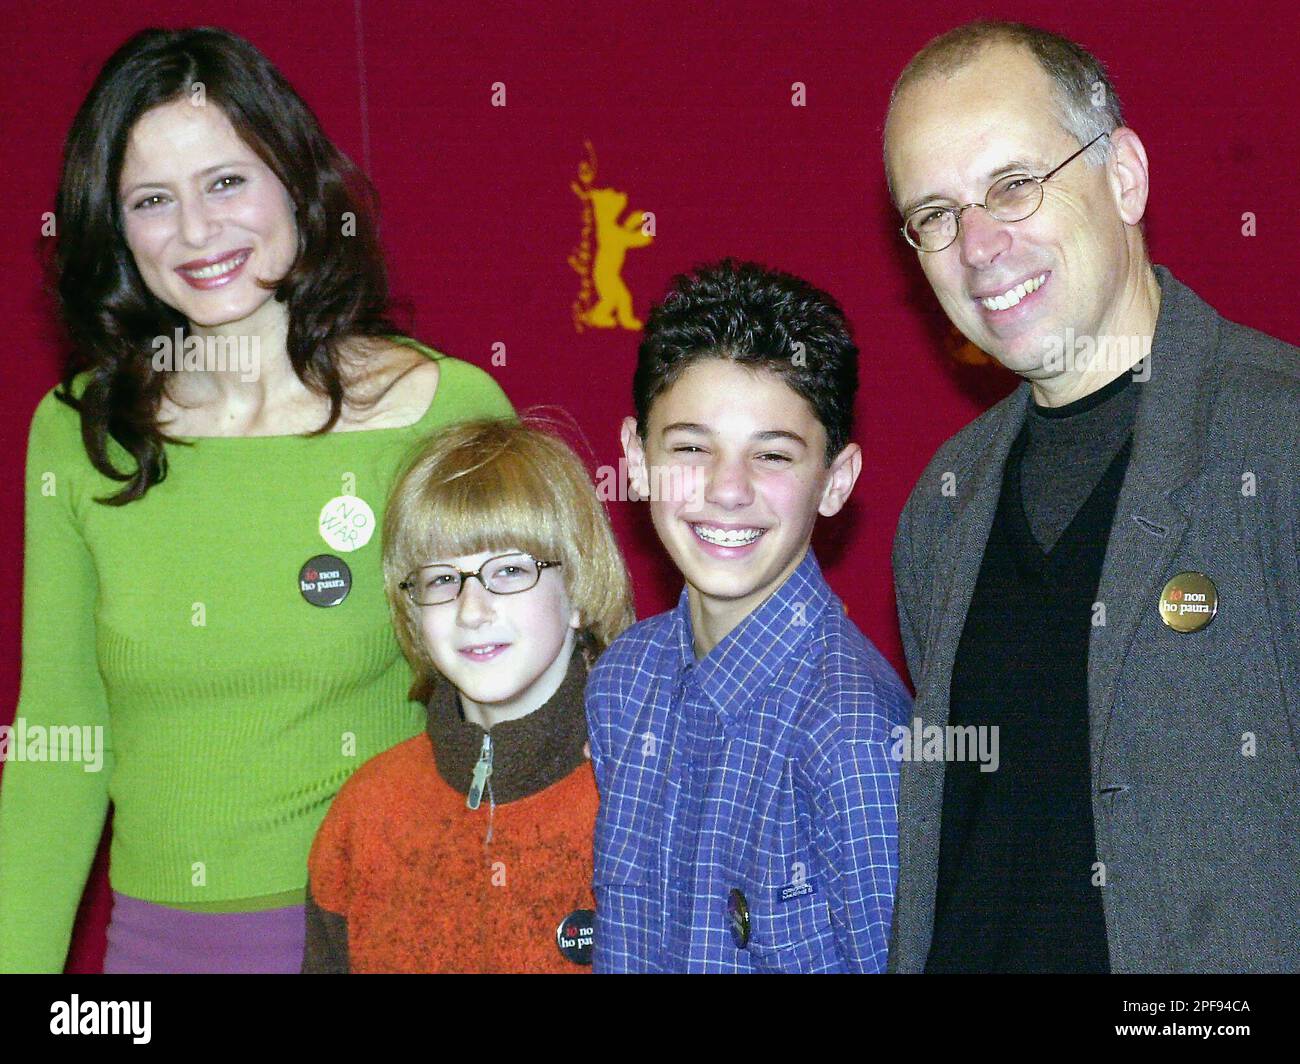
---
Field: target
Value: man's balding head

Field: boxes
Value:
[884,22,1123,206]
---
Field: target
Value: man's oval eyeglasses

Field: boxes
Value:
[901,132,1109,253]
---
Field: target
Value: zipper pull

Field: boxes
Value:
[467,733,493,810]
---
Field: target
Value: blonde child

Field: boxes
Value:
[303,417,633,972]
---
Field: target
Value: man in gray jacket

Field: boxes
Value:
[884,20,1300,973]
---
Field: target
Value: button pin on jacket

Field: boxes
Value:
[727,887,750,949]
[298,554,352,608]
[318,494,376,553]
[1158,572,1218,633]
[556,908,595,964]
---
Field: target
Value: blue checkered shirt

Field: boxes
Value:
[586,547,912,972]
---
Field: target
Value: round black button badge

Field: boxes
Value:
[556,908,595,965]
[299,554,352,608]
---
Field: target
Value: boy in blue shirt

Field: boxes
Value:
[587,259,913,973]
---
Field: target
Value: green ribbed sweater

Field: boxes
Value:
[0,342,514,972]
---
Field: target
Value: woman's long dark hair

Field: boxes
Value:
[54,26,400,504]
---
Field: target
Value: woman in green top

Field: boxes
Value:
[0,27,513,973]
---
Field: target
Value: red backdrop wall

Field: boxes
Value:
[2,0,1297,972]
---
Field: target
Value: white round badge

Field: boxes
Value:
[318,495,376,553]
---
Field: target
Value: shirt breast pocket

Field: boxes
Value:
[592,842,660,972]
[744,880,841,974]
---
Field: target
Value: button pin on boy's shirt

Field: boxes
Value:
[727,887,750,949]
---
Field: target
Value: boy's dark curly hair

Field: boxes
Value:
[632,259,858,465]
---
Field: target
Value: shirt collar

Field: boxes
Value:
[424,642,590,803]
[670,547,836,728]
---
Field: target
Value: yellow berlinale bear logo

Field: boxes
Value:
[569,141,654,332]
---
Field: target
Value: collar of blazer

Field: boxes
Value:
[1087,264,1219,770]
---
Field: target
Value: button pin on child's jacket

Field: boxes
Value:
[556,909,596,964]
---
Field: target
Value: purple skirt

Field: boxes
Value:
[103,891,305,974]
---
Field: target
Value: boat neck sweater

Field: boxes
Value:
[0,340,514,973]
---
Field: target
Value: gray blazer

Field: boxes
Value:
[889,265,1300,973]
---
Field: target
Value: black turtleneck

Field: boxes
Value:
[423,643,590,804]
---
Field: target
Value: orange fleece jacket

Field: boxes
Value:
[306,734,598,973]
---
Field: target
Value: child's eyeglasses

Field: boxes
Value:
[399,552,562,606]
